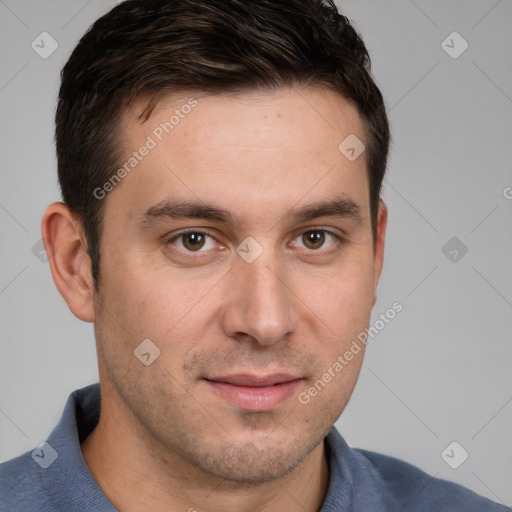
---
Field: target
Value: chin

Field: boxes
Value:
[184,435,319,485]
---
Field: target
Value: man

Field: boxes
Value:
[0,0,508,510]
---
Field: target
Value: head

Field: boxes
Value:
[44,0,389,484]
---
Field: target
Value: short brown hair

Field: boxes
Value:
[56,0,389,283]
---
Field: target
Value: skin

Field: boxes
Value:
[42,86,387,512]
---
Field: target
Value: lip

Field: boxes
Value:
[205,374,303,412]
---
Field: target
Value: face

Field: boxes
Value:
[92,87,385,483]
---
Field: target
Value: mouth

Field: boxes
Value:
[204,373,303,412]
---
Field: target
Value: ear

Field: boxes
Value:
[371,201,388,305]
[41,202,95,322]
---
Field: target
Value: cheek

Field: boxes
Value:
[301,254,375,342]
[98,252,222,356]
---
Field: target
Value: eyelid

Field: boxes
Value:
[166,228,220,252]
[291,228,343,250]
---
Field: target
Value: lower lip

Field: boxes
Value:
[205,379,302,412]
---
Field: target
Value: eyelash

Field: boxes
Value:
[166,228,342,254]
[167,230,219,253]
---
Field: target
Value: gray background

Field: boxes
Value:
[1,0,511,506]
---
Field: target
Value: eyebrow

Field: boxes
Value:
[139,197,362,227]
[140,200,233,225]
[289,197,361,224]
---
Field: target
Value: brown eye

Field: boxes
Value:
[171,232,216,252]
[301,230,326,249]
[182,232,206,251]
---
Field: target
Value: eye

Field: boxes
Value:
[169,231,217,252]
[293,229,338,250]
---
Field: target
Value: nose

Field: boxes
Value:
[221,253,298,346]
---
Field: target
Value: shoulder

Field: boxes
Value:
[0,450,55,511]
[0,384,105,512]
[353,447,510,511]
[324,428,509,511]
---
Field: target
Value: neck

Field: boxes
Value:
[81,381,330,512]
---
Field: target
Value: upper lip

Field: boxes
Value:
[206,374,302,387]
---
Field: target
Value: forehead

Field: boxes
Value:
[111,87,370,224]
[124,87,365,151]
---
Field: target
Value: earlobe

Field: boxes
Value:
[372,201,388,304]
[41,202,95,322]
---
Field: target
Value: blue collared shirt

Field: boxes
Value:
[1,384,509,511]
